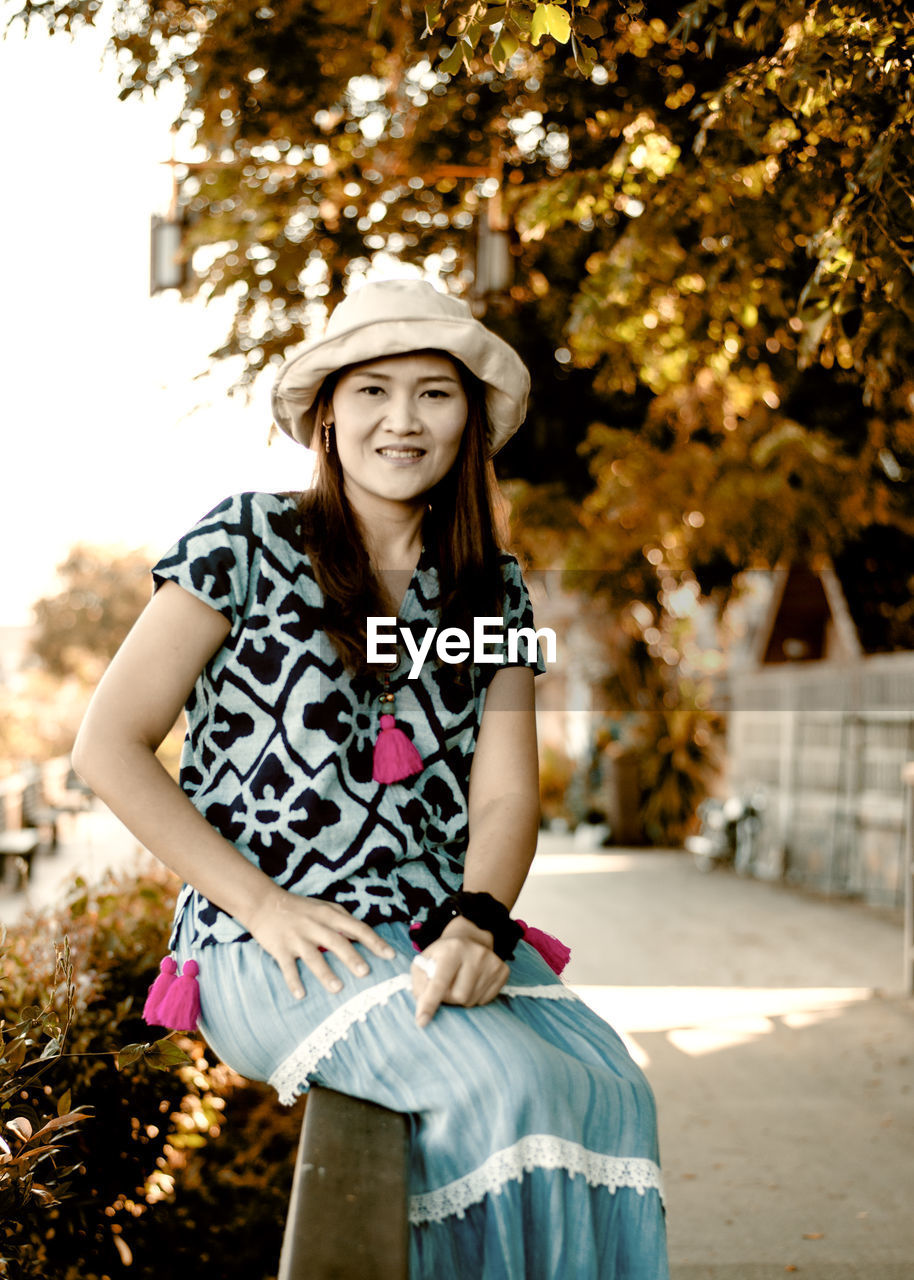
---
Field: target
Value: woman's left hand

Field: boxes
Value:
[411,916,510,1028]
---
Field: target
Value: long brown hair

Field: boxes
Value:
[293,354,506,673]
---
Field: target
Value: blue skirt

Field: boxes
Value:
[174,920,669,1280]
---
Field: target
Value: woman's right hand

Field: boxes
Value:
[244,887,397,1000]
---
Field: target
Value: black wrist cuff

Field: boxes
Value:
[410,891,524,961]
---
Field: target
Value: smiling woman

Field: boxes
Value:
[327,353,470,519]
[73,278,670,1279]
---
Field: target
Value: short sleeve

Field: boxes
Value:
[151,493,255,624]
[498,554,548,677]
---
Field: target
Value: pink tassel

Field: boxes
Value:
[517,920,571,975]
[154,959,201,1031]
[143,956,178,1025]
[372,714,423,783]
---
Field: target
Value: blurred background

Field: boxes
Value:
[2,6,913,1274]
[4,0,913,902]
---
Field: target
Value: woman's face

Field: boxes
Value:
[329,351,469,514]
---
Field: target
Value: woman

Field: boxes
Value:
[73,279,669,1278]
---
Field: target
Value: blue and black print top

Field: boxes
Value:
[152,492,547,950]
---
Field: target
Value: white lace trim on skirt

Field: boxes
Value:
[409,1136,665,1225]
[269,977,579,1104]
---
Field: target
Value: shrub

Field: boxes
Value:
[637,701,723,845]
[538,744,576,825]
[1,871,302,1279]
[1,936,90,1277]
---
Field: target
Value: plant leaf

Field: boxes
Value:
[492,28,519,70]
[532,3,571,45]
[480,5,507,27]
[576,16,603,39]
[530,4,550,45]
[30,1110,91,1142]
[143,1039,193,1070]
[7,1116,32,1142]
[115,1043,148,1070]
[439,40,470,75]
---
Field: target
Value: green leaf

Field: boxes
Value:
[5,1037,28,1069]
[143,1039,193,1071]
[57,1089,72,1118]
[571,32,596,76]
[480,5,507,27]
[115,1043,148,1070]
[491,28,519,70]
[439,40,470,75]
[506,8,531,34]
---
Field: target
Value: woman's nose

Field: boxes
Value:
[383,395,421,433]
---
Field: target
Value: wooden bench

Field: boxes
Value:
[278,1086,410,1280]
[0,799,41,891]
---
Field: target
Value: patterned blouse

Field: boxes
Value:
[152,492,546,950]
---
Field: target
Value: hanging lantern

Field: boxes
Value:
[149,213,187,295]
[475,210,513,297]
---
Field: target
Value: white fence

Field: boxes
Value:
[727,652,914,907]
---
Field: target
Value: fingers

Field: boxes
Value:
[475,962,510,1006]
[315,908,397,980]
[447,956,509,1008]
[254,897,398,1000]
[412,941,509,1028]
[412,951,458,1029]
[275,941,343,1001]
[256,896,512,1017]
[278,955,308,1002]
[324,904,397,961]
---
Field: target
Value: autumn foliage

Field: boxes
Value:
[1,872,301,1279]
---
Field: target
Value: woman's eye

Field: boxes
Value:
[359,385,385,396]
[423,389,450,399]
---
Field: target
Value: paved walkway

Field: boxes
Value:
[4,818,912,1278]
[519,836,914,1280]
[0,801,156,927]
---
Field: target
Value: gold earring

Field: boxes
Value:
[323,421,332,454]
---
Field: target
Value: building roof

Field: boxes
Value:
[751,527,914,665]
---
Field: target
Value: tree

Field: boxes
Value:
[30,545,152,682]
[11,0,914,834]
[11,0,912,500]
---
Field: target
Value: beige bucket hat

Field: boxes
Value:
[271,278,530,456]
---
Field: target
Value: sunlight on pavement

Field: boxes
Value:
[530,852,640,875]
[572,984,873,1066]
[0,806,152,928]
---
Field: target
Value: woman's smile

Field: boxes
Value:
[331,351,468,510]
[376,445,428,464]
